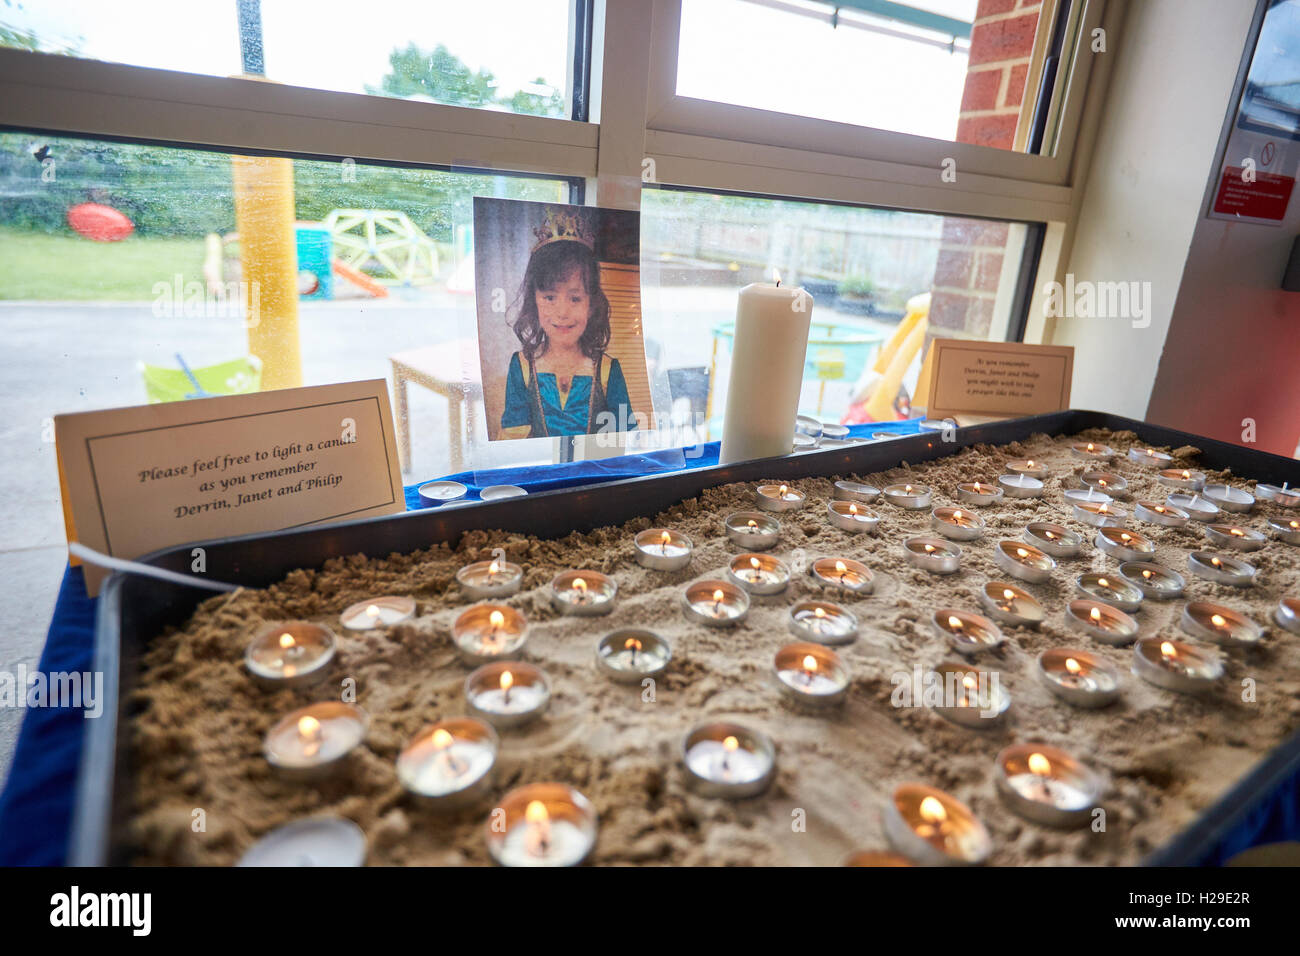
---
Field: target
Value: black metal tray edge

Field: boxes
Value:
[68,409,1300,866]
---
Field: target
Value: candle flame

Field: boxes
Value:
[297,715,320,738]
[431,727,453,749]
[973,482,983,491]
[626,637,643,652]
[919,796,947,824]
[773,269,782,287]
[489,609,505,628]
[1003,588,1015,600]
[1098,577,1109,587]
[279,632,295,649]
[660,530,672,545]
[924,544,935,553]
[1099,504,1109,513]
[366,604,380,618]
[1230,528,1245,537]
[1028,752,1051,776]
[525,800,549,825]
[501,669,514,691]
[1065,657,1082,675]
[1211,557,1222,568]
[814,606,826,618]
[489,558,500,573]
[1182,470,1191,479]
[1090,606,1102,622]
[779,484,788,496]
[750,557,761,570]
[953,509,963,520]
[1087,443,1095,452]
[1016,547,1028,558]
[1211,613,1227,628]
[1155,506,1166,513]
[835,560,847,573]
[573,577,588,594]
[962,675,976,690]
[802,655,818,673]
[904,484,913,493]
[1045,530,1056,539]
[1142,569,1153,579]
[1161,641,1177,659]
[1027,460,1035,467]
[712,589,724,602]
[1099,479,1108,488]
[723,735,740,752]
[849,503,858,515]
[1290,521,1299,530]
[948,615,963,630]
[1120,533,1131,543]
[747,519,757,530]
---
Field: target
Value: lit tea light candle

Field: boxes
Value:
[1134,499,1190,527]
[726,552,791,595]
[1070,441,1114,462]
[1256,482,1300,507]
[809,556,874,594]
[550,569,617,616]
[1072,500,1128,527]
[1157,468,1206,491]
[1128,447,1173,468]
[595,628,672,682]
[1036,648,1120,708]
[1062,487,1114,507]
[633,528,694,571]
[883,483,933,509]
[1203,483,1254,514]
[1167,492,1220,522]
[1024,522,1083,558]
[992,540,1055,584]
[931,506,985,542]
[451,604,528,664]
[396,717,498,807]
[1179,601,1263,649]
[787,599,859,645]
[1204,524,1267,552]
[1005,459,1049,480]
[904,536,962,575]
[955,481,1005,506]
[1117,561,1185,599]
[827,500,883,533]
[263,702,368,780]
[1079,470,1128,497]
[724,511,781,550]
[485,783,598,867]
[929,660,1010,727]
[833,480,880,504]
[418,479,469,507]
[456,558,524,600]
[1065,599,1139,645]
[1132,636,1223,694]
[755,483,805,512]
[339,595,416,630]
[932,609,1005,657]
[1074,572,1143,612]
[465,661,552,728]
[1268,516,1300,546]
[772,642,850,708]
[997,472,1044,499]
[1274,596,1300,635]
[884,784,991,866]
[978,581,1046,627]
[1187,551,1256,587]
[995,744,1102,828]
[245,621,337,688]
[681,580,750,627]
[682,722,776,798]
[237,818,367,867]
[1094,526,1155,562]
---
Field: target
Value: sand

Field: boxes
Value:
[128,427,1300,866]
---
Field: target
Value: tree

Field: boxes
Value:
[367,43,498,108]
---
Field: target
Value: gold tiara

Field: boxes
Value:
[531,208,594,251]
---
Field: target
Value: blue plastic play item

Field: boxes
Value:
[295,224,334,300]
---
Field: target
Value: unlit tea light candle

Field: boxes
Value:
[979,581,1045,627]
[633,529,693,571]
[827,500,882,533]
[1066,599,1139,645]
[466,661,551,728]
[238,818,366,868]
[1118,561,1185,599]
[1256,482,1300,507]
[996,744,1102,828]
[1037,648,1120,708]
[339,596,415,630]
[1075,572,1143,612]
[485,783,598,867]
[1167,492,1220,522]
[932,609,1004,657]
[682,722,776,798]
[787,599,858,645]
[956,481,1004,506]
[810,557,873,594]
[397,717,498,807]
[1202,483,1254,514]
[1187,551,1256,587]
[833,480,880,503]
[993,540,1055,583]
[245,621,337,688]
[596,628,671,681]
[1133,637,1223,694]
[456,559,524,600]
[883,483,933,509]
[885,784,991,866]
[1180,601,1263,649]
[724,512,780,550]
[480,483,527,500]
[681,580,750,627]
[1204,524,1267,552]
[772,642,850,708]
[755,483,805,512]
[1024,522,1082,558]
[550,569,617,615]
[931,507,984,541]
[264,702,367,779]
[452,605,528,664]
[998,472,1044,499]
[727,552,791,595]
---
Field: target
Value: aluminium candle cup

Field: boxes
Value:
[978,581,1046,628]
[1268,516,1300,545]
[396,717,498,808]
[1094,526,1156,563]
[1079,470,1128,498]
[883,483,933,510]
[485,783,598,867]
[997,473,1044,499]
[633,528,694,571]
[1134,500,1190,527]
[1256,482,1300,507]
[827,500,883,533]
[418,480,468,507]
[884,784,992,866]
[724,512,781,550]
[1024,522,1083,558]
[451,604,528,665]
[465,661,552,729]
[871,431,903,442]
[822,423,850,440]
[1062,488,1114,508]
[932,609,1005,657]
[1066,599,1139,645]
[1202,483,1255,514]
[1072,501,1128,527]
[919,418,956,432]
[682,722,776,798]
[1070,441,1115,462]
[1180,601,1264,649]
[1187,551,1257,587]
[596,628,672,682]
[1118,561,1185,600]
[1166,492,1220,522]
[682,579,750,627]
[992,540,1055,584]
[1132,636,1224,694]
[792,433,819,451]
[455,560,524,600]
[263,702,368,781]
[245,621,337,689]
[809,557,874,594]
[339,595,415,630]
[929,659,1011,728]
[550,569,617,616]
[1074,572,1143,613]
[833,480,881,504]
[955,481,1004,506]
[1128,447,1173,469]
[755,483,805,512]
[995,743,1103,829]
[1204,524,1267,552]
[772,642,850,709]
[237,817,367,867]
[787,600,859,645]
[1274,597,1300,635]
[931,506,985,542]
[1005,459,1049,480]
[843,851,915,867]
[1157,468,1207,491]
[480,484,528,501]
[1036,648,1121,708]
[795,414,824,441]
[727,552,792,596]
[904,536,962,575]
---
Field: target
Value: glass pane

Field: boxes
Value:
[640,186,1035,436]
[1,0,575,118]
[676,0,1045,150]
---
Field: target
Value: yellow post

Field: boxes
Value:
[231,154,302,389]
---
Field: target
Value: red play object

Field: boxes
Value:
[67,203,134,241]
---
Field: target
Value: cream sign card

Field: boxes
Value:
[56,379,405,596]
[924,339,1074,422]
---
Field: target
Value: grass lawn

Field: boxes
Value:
[0,227,207,301]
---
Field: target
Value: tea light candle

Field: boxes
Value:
[1167,492,1220,522]
[396,717,498,807]
[1275,596,1300,635]
[1118,561,1185,599]
[1204,524,1267,552]
[919,418,956,432]
[466,661,552,728]
[1079,470,1128,497]
[727,552,791,595]
[1128,447,1173,468]
[485,783,598,867]
[929,660,1011,727]
[724,512,780,550]
[596,628,672,681]
[796,414,824,441]
[792,433,818,451]
[1070,441,1114,462]
[787,599,859,645]
[1037,648,1121,708]
[1256,482,1300,507]
[843,851,914,867]
[1180,601,1263,649]
[1157,468,1206,491]
[1134,499,1190,527]
[884,784,991,866]
[480,484,527,501]
[633,529,694,571]
[883,483,933,509]
[1268,516,1300,545]
[237,818,367,867]
[681,579,750,627]
[1074,572,1143,612]
[1132,637,1223,694]
[755,483,805,512]
[809,557,874,594]
[452,604,528,664]
[1094,526,1155,562]
[871,430,903,441]
[955,481,1004,506]
[682,722,776,798]
[245,622,337,688]
[997,472,1044,499]
[833,480,880,504]
[263,702,368,779]
[993,540,1055,583]
[1006,459,1049,480]
[1203,483,1254,514]
[456,559,524,600]
[339,596,415,630]
[1187,551,1256,587]
[550,569,617,616]
[979,581,1046,627]
[772,642,850,708]
[1065,599,1139,644]
[995,744,1102,828]
[931,507,985,541]
[827,500,883,533]
[1072,500,1128,527]
[904,536,962,574]
[418,479,469,507]
[932,609,1005,657]
[1024,522,1083,558]
[1063,487,1114,507]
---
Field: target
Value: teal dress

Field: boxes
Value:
[502,351,636,437]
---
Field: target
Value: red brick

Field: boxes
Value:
[960,68,1003,112]
[974,251,1004,292]
[976,0,1018,17]
[956,113,1019,149]
[928,291,972,331]
[941,218,1010,247]
[968,12,1041,66]
[1006,62,1029,107]
[934,248,974,287]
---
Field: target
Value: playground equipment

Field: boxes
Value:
[139,354,263,404]
[323,209,438,286]
[843,291,931,423]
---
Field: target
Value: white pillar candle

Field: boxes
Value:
[719,279,813,465]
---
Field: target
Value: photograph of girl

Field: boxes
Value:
[473,197,651,442]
